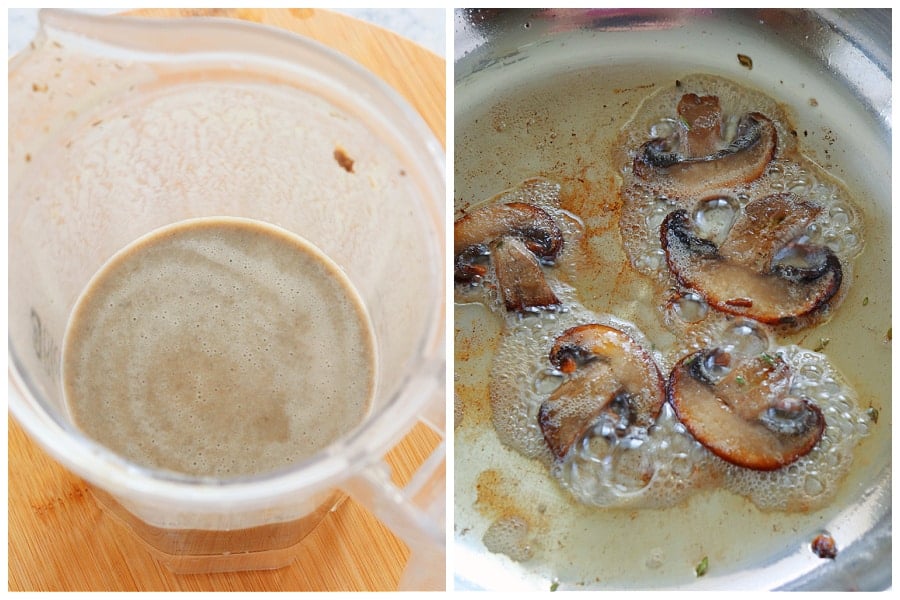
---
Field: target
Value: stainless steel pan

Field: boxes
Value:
[453,8,890,591]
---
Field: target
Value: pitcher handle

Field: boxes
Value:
[343,383,446,591]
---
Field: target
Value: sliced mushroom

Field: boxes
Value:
[492,236,560,311]
[676,93,724,158]
[668,349,825,470]
[454,202,564,266]
[633,94,777,196]
[454,202,564,311]
[718,192,822,273]
[538,324,665,460]
[660,193,842,326]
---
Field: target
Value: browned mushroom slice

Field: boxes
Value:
[718,193,822,273]
[454,202,564,268]
[633,103,777,196]
[492,236,560,311]
[668,349,826,470]
[660,194,842,326]
[538,324,665,459]
[454,202,564,311]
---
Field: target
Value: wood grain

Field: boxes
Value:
[7,8,445,592]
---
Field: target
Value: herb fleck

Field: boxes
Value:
[866,406,879,424]
[550,580,559,592]
[862,296,869,306]
[695,556,709,577]
[813,337,830,352]
[760,352,775,365]
[735,375,746,386]
[737,54,753,69]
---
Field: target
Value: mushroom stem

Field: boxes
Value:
[676,93,724,158]
[538,361,624,459]
[492,236,560,311]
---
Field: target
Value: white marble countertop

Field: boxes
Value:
[7,8,445,58]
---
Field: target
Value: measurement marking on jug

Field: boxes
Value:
[31,308,60,380]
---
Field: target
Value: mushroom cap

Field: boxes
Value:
[668,350,826,470]
[633,108,777,198]
[538,324,665,460]
[454,202,564,259]
[660,194,842,326]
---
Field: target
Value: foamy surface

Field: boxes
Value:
[63,217,375,478]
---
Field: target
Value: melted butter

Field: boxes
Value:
[455,67,886,588]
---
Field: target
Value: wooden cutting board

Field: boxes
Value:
[7,8,445,592]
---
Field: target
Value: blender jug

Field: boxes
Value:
[8,9,446,589]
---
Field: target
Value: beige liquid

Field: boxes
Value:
[63,217,375,479]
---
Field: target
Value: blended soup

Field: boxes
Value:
[62,217,375,479]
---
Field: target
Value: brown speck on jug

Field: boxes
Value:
[334,147,355,173]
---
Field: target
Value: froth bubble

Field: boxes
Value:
[649,118,677,139]
[671,291,709,324]
[693,195,738,246]
[788,178,811,194]
[719,320,769,359]
[646,547,665,570]
[482,515,534,562]
[533,369,564,395]
[804,474,824,496]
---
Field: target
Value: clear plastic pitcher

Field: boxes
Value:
[7,9,445,589]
